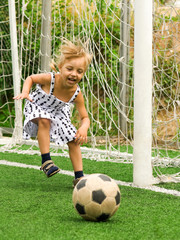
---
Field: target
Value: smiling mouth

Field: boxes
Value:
[68,78,76,82]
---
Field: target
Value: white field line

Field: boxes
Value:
[0,160,180,197]
[0,160,74,177]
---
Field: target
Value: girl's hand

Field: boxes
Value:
[74,126,88,145]
[13,92,33,102]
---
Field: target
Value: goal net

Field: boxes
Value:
[0,0,179,185]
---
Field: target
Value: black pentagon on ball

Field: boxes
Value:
[76,179,87,190]
[92,189,106,204]
[115,191,120,205]
[98,174,111,182]
[96,213,110,222]
[75,203,86,215]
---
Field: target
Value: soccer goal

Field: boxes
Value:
[0,0,179,187]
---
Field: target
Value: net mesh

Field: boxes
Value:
[0,0,179,182]
[152,1,180,164]
[0,1,14,134]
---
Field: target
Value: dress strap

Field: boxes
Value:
[49,72,55,95]
[69,85,80,103]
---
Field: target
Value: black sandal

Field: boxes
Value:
[40,160,60,178]
[73,177,84,187]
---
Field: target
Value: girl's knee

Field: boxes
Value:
[68,140,79,150]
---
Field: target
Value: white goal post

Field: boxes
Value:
[133,0,153,186]
[8,0,23,143]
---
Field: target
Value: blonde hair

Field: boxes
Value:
[50,38,93,72]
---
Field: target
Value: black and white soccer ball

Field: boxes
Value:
[72,173,121,221]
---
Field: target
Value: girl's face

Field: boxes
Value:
[59,57,86,87]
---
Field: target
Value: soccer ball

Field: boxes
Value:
[72,173,121,221]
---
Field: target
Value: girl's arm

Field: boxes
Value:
[74,91,90,145]
[13,73,51,101]
[13,76,34,101]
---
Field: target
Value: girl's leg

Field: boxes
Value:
[37,118,60,177]
[37,118,51,154]
[67,141,84,179]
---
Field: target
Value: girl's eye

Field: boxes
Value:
[66,67,72,71]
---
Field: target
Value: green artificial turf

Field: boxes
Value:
[0,164,179,240]
[0,152,133,182]
[1,151,180,192]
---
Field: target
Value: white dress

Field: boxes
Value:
[23,72,80,145]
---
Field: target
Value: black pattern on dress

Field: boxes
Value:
[23,72,80,145]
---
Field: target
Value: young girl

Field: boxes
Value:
[13,39,93,186]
